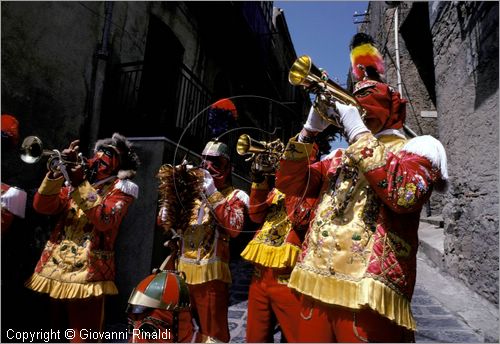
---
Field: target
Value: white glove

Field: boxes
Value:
[303,106,330,132]
[335,101,369,142]
[202,169,217,196]
[159,206,168,223]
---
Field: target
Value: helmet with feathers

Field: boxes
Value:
[93,133,140,179]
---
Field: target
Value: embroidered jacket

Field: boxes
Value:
[241,179,312,270]
[175,186,249,285]
[276,132,447,330]
[25,174,138,299]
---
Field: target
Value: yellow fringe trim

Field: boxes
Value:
[240,241,301,269]
[25,273,118,299]
[178,259,231,285]
[289,267,416,330]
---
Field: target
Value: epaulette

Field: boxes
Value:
[115,179,139,199]
[402,135,448,180]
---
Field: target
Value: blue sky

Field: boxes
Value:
[274,1,369,150]
[275,1,369,87]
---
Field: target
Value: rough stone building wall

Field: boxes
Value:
[1,2,105,188]
[430,1,499,304]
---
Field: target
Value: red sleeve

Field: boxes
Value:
[82,189,135,232]
[210,190,249,238]
[347,133,441,214]
[285,195,318,227]
[364,151,437,213]
[33,176,69,215]
[275,138,323,197]
[248,181,274,224]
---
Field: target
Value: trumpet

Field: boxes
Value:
[236,134,284,175]
[289,55,367,128]
[20,135,87,185]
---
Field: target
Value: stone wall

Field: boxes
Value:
[430,1,499,304]
[1,2,105,188]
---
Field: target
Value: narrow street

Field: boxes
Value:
[227,222,497,343]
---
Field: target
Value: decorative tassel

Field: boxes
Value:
[157,163,204,233]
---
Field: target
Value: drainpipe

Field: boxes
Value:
[394,6,403,95]
[87,1,113,151]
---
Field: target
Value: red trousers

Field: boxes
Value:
[50,296,105,343]
[296,295,415,343]
[246,266,301,343]
[188,280,230,342]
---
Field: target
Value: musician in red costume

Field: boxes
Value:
[25,133,140,343]
[241,142,320,342]
[276,33,449,342]
[157,135,249,341]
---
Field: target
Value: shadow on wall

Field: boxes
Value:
[455,2,499,110]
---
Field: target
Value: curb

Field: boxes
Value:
[418,221,445,270]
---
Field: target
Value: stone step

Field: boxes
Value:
[420,215,444,228]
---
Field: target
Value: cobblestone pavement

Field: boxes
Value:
[228,257,484,343]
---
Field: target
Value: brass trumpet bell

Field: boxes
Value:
[20,135,87,174]
[236,134,284,176]
[236,134,268,155]
[289,55,367,127]
[20,136,53,164]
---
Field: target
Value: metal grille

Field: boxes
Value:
[175,65,213,143]
[113,61,143,119]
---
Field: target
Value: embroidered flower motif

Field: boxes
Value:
[414,175,428,192]
[113,201,124,213]
[87,192,97,202]
[360,147,374,159]
[377,179,388,189]
[351,241,364,253]
[397,183,417,208]
[416,180,427,192]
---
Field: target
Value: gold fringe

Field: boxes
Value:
[25,273,118,299]
[178,260,231,285]
[289,267,416,330]
[240,241,301,269]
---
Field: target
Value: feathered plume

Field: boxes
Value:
[207,98,238,139]
[350,33,385,81]
[157,162,204,233]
